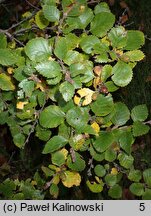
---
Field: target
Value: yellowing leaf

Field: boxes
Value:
[36,82,45,92]
[75,88,94,106]
[61,171,81,188]
[52,174,60,185]
[16,101,28,110]
[31,180,37,186]
[91,122,100,134]
[94,66,103,76]
[60,148,68,160]
[7,67,14,74]
[111,167,118,175]
[74,95,81,105]
[93,77,101,89]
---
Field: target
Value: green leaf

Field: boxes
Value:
[13,133,26,148]
[118,152,134,169]
[43,5,60,22]
[105,174,117,186]
[39,105,65,128]
[91,94,114,116]
[67,152,86,171]
[119,130,134,154]
[131,104,148,122]
[108,26,127,48]
[143,168,151,188]
[51,150,67,166]
[89,146,105,162]
[80,35,100,54]
[50,183,59,198]
[108,184,122,199]
[94,165,106,177]
[93,131,114,153]
[128,169,142,182]
[94,2,111,14]
[59,81,75,102]
[90,12,115,38]
[35,60,61,78]
[42,135,68,154]
[129,183,144,196]
[0,33,7,49]
[77,8,94,29]
[0,73,15,91]
[105,81,119,92]
[124,30,145,50]
[18,79,35,97]
[66,106,89,131]
[132,121,150,137]
[112,61,133,87]
[86,180,104,193]
[64,50,86,66]
[35,10,49,29]
[111,102,130,126]
[142,189,151,200]
[124,50,145,62]
[54,37,68,60]
[105,148,117,162]
[0,49,17,66]
[101,65,112,82]
[0,179,16,198]
[35,125,51,141]
[25,37,51,62]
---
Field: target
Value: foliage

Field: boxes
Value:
[0,0,150,200]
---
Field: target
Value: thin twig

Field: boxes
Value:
[0,29,25,46]
[25,0,40,10]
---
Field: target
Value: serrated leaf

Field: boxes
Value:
[50,183,59,198]
[94,165,106,177]
[80,35,100,54]
[35,10,49,29]
[105,148,117,162]
[111,102,130,126]
[129,183,144,196]
[119,130,134,154]
[63,50,85,66]
[39,105,65,128]
[43,5,60,22]
[54,37,68,60]
[132,121,150,137]
[108,184,122,199]
[0,49,17,66]
[66,106,89,131]
[94,2,111,14]
[90,12,115,37]
[101,65,112,82]
[124,30,145,50]
[25,38,51,62]
[128,170,142,182]
[35,125,51,141]
[75,88,94,106]
[42,135,68,154]
[0,33,7,49]
[131,104,148,122]
[59,81,75,102]
[108,26,127,48]
[86,180,104,193]
[13,133,25,148]
[105,174,117,186]
[91,94,114,116]
[118,152,134,169]
[124,50,145,62]
[143,168,151,188]
[0,73,15,91]
[112,61,133,87]
[142,189,151,200]
[18,79,35,97]
[62,171,81,188]
[67,152,86,172]
[89,146,105,162]
[93,131,114,153]
[35,60,61,78]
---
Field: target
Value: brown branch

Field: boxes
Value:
[0,29,25,46]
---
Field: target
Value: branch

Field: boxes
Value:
[0,29,25,46]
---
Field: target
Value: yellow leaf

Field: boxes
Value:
[7,67,14,74]
[75,88,94,106]
[111,167,118,175]
[62,171,81,188]
[73,95,81,105]
[31,180,37,186]
[91,122,100,134]
[93,77,101,89]
[16,101,28,110]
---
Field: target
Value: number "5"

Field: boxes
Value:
[139,203,145,211]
